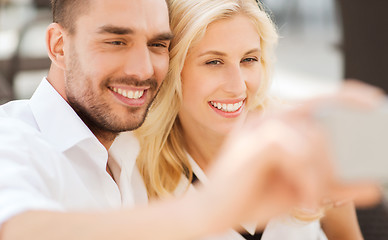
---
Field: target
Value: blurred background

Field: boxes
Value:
[0,0,51,103]
[1,0,388,238]
[265,0,343,100]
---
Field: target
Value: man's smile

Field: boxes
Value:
[110,87,145,99]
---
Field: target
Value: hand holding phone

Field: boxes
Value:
[316,99,388,183]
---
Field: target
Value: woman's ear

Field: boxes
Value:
[46,23,67,70]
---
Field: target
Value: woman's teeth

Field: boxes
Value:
[210,100,243,112]
[111,87,144,99]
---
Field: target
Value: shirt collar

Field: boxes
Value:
[109,131,144,206]
[187,153,209,184]
[29,78,104,153]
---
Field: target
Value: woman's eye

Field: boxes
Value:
[206,60,223,65]
[241,57,258,63]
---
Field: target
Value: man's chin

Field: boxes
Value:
[112,114,148,132]
[104,97,154,132]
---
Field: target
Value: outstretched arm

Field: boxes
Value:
[0,82,382,240]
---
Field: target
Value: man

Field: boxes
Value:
[0,0,380,239]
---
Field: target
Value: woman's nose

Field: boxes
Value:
[222,65,247,95]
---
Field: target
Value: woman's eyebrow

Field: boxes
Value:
[244,48,261,55]
[198,48,261,57]
[198,50,227,57]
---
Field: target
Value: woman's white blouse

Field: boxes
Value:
[173,154,328,240]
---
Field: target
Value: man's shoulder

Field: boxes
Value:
[0,115,61,173]
[0,100,39,135]
[0,116,45,154]
[0,116,38,135]
[0,101,47,152]
[0,99,38,129]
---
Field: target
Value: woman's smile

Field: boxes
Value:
[208,99,245,118]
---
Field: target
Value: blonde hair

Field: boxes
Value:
[135,0,278,199]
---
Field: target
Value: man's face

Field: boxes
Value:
[63,0,171,134]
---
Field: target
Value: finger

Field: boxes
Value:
[287,80,386,118]
[342,79,386,97]
[337,79,386,108]
[326,181,382,208]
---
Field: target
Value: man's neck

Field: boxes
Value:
[90,127,118,150]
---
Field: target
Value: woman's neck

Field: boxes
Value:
[182,127,226,172]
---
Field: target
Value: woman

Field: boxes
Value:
[135,0,363,239]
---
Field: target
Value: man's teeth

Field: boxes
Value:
[112,87,144,99]
[210,101,243,112]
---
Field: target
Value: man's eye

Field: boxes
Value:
[149,43,168,48]
[241,57,259,63]
[107,41,126,46]
[206,60,223,65]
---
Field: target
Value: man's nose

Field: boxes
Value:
[123,44,154,81]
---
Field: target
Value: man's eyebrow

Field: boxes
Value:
[150,32,174,42]
[97,25,134,35]
[96,25,173,41]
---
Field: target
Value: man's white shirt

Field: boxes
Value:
[0,78,147,227]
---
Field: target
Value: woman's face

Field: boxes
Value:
[179,14,262,136]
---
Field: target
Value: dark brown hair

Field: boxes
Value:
[50,0,89,34]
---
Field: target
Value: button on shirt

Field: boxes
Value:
[0,78,147,227]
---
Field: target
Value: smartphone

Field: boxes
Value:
[316,101,388,183]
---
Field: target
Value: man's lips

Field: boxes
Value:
[109,86,147,100]
[108,86,149,107]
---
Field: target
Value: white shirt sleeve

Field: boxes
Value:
[0,118,64,227]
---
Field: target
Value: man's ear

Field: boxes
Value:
[46,23,67,70]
